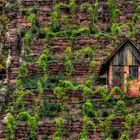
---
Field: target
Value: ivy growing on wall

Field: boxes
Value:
[80,1,99,30]
[6,114,16,140]
[75,47,93,61]
[53,117,64,140]
[78,116,96,140]
[107,0,120,22]
[64,47,73,79]
[18,112,38,140]
[27,7,38,33]
[36,49,50,79]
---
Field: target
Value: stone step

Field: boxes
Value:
[11,53,19,56]
[11,56,19,59]
[11,65,19,68]
[11,63,19,66]
[11,60,19,63]
[10,67,18,71]
[11,59,19,62]
[10,72,18,75]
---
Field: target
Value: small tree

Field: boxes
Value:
[18,112,38,140]
[107,0,120,22]
[127,22,137,38]
[36,49,50,79]
[80,1,99,29]
[53,117,64,140]
[101,114,115,139]
[64,47,73,79]
[37,79,43,106]
[78,116,96,140]
[27,7,38,33]
[75,47,93,61]
[6,114,16,140]
[120,114,136,140]
[82,100,98,118]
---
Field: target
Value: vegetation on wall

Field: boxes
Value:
[1,0,140,139]
[6,114,16,140]
[107,0,120,23]
[36,49,50,79]
[80,0,99,30]
[64,47,73,79]
[53,117,64,140]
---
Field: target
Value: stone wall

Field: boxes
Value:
[1,0,140,139]
[0,89,140,139]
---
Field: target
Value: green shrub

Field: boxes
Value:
[25,32,31,46]
[132,13,139,23]
[115,100,128,115]
[39,101,61,118]
[54,86,66,101]
[65,47,73,79]
[27,7,37,15]
[102,114,115,139]
[28,115,38,140]
[58,80,74,89]
[19,28,26,38]
[37,79,43,105]
[78,116,96,140]
[83,100,97,118]
[107,0,120,22]
[18,112,38,140]
[124,114,136,130]
[50,11,59,31]
[53,118,64,140]
[16,78,23,90]
[18,111,30,121]
[69,0,76,18]
[75,47,93,61]
[18,63,28,79]
[127,22,136,37]
[6,114,16,140]
[36,49,50,78]
[80,1,99,27]
[120,131,129,140]
[27,14,37,26]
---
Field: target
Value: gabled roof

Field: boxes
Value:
[100,38,140,75]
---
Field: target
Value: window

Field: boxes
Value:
[129,66,138,80]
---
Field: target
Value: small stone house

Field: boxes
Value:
[100,38,140,90]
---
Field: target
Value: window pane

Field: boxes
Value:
[129,66,138,80]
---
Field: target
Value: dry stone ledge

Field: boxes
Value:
[37,0,53,6]
[19,0,37,7]
[15,0,136,30]
[27,61,90,77]
[0,118,138,139]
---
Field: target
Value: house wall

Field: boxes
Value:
[110,41,140,66]
[108,65,140,91]
[108,41,140,90]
